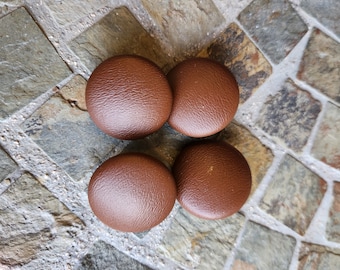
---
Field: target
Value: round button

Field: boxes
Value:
[86,55,173,140]
[173,140,252,219]
[88,153,177,232]
[167,58,239,138]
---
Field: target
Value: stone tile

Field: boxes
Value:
[0,146,17,182]
[217,122,274,195]
[159,207,245,269]
[300,0,340,37]
[122,123,193,169]
[0,7,71,119]
[311,103,340,169]
[21,76,121,181]
[44,0,107,26]
[256,79,322,151]
[199,23,272,103]
[326,182,340,243]
[0,1,23,17]
[58,75,87,111]
[298,242,340,270]
[69,6,171,73]
[141,0,225,58]
[260,155,327,235]
[232,222,296,270]
[238,0,308,64]
[298,29,340,103]
[0,173,83,266]
[78,241,150,270]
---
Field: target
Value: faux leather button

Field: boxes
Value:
[173,140,251,220]
[88,153,177,232]
[86,55,173,140]
[167,58,239,138]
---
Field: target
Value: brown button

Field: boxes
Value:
[86,55,173,140]
[88,153,177,232]
[173,140,252,219]
[167,58,239,138]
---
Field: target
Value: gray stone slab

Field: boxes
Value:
[121,123,192,169]
[311,102,340,169]
[44,0,107,26]
[260,155,326,235]
[141,0,225,58]
[0,173,83,266]
[21,76,122,182]
[256,79,321,151]
[217,122,274,196]
[301,0,340,37]
[78,241,150,270]
[0,7,71,119]
[0,146,17,182]
[298,29,340,104]
[232,222,296,270]
[159,207,245,269]
[69,6,172,73]
[199,23,272,103]
[238,0,308,64]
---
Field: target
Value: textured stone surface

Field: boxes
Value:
[141,0,225,58]
[69,6,171,72]
[122,123,193,169]
[0,1,23,17]
[232,222,296,270]
[260,155,327,235]
[199,23,272,103]
[159,207,245,269]
[217,122,274,195]
[58,75,87,111]
[44,0,107,26]
[0,147,17,182]
[256,79,322,151]
[0,7,71,119]
[300,0,340,37]
[298,243,340,270]
[311,103,340,169]
[298,29,340,103]
[238,0,308,64]
[1,1,340,269]
[21,76,121,181]
[78,241,150,270]
[0,173,83,266]
[326,182,340,243]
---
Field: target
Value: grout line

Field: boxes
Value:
[223,216,249,270]
[7,75,76,126]
[303,180,334,245]
[243,152,285,207]
[1,0,339,268]
[289,239,302,270]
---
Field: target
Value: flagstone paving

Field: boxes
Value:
[0,1,339,269]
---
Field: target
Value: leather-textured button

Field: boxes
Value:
[167,58,239,138]
[173,140,251,220]
[86,55,173,140]
[88,153,177,232]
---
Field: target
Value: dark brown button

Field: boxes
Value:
[86,55,173,140]
[173,140,252,220]
[167,58,239,138]
[88,153,177,232]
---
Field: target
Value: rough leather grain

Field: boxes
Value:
[173,141,252,220]
[86,55,173,140]
[167,58,239,138]
[88,153,177,232]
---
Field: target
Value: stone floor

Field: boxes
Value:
[0,0,339,269]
